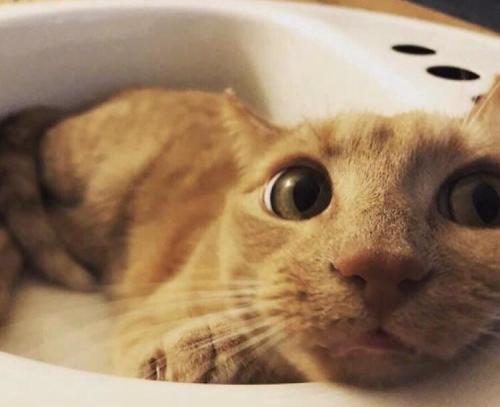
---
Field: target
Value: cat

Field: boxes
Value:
[0,79,499,386]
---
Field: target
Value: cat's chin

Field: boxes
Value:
[289,333,444,387]
[304,345,439,387]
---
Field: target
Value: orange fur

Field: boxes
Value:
[0,79,499,385]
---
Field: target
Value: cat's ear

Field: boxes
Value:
[222,89,281,168]
[466,76,500,133]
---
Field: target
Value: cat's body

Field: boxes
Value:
[0,82,499,385]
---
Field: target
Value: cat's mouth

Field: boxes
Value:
[321,328,416,357]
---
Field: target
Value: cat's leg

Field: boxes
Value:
[0,223,23,317]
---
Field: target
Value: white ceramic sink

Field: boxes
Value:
[0,1,499,406]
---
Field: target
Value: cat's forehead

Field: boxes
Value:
[302,112,477,177]
[312,112,463,157]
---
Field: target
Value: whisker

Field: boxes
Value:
[185,315,284,355]
[209,318,288,367]
[31,302,280,371]
[106,302,279,357]
[106,283,261,305]
[99,279,261,294]
[73,312,276,372]
[237,330,289,380]
[2,297,278,367]
[0,288,261,332]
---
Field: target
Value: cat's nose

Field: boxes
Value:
[334,251,429,319]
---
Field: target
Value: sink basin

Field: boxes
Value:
[0,1,499,406]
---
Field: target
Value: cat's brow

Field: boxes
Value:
[304,121,339,159]
[446,156,500,179]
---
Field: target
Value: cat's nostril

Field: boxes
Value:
[329,262,347,276]
[398,271,432,294]
[397,278,420,294]
[330,263,366,289]
[350,275,367,289]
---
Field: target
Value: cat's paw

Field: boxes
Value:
[140,323,247,383]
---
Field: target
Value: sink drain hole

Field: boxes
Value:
[392,44,436,55]
[427,66,480,81]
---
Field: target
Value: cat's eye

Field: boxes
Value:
[264,165,332,220]
[441,173,500,227]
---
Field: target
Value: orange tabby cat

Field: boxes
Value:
[0,80,499,385]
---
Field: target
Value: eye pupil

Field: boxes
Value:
[472,183,500,224]
[265,165,332,220]
[441,173,500,228]
[293,175,321,212]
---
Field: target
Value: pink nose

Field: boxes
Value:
[334,251,429,319]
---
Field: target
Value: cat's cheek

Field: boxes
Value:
[435,227,500,277]
[226,200,296,263]
[385,281,494,360]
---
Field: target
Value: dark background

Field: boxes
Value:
[411,0,500,32]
